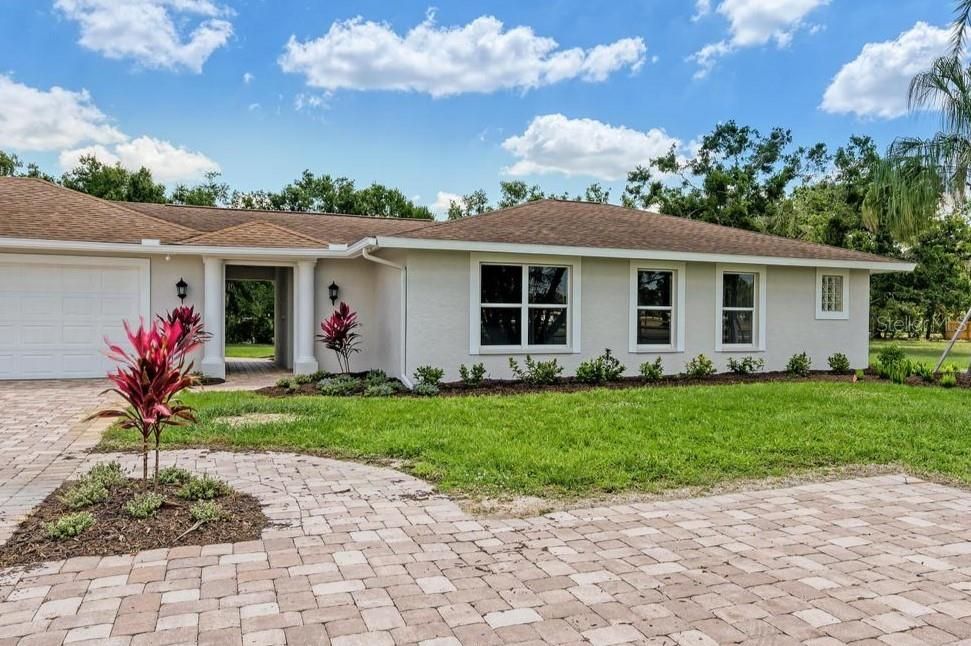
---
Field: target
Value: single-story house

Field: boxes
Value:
[0,177,914,383]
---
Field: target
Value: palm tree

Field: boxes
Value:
[864,2,971,241]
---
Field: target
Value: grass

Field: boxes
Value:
[224,343,274,359]
[870,339,971,368]
[99,381,971,500]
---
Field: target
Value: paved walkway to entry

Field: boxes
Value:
[4,386,971,644]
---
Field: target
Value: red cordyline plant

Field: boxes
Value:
[317,302,361,374]
[158,304,210,356]
[88,314,203,485]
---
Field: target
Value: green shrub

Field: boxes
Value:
[509,355,564,385]
[682,354,716,378]
[575,349,626,384]
[639,357,664,381]
[912,361,934,382]
[45,512,94,540]
[364,383,399,397]
[875,344,907,377]
[827,353,851,375]
[317,375,361,396]
[941,372,958,388]
[855,368,865,380]
[786,352,812,377]
[414,365,445,387]
[275,377,296,389]
[364,370,389,387]
[727,356,764,375]
[413,383,440,397]
[124,492,164,519]
[887,361,912,384]
[458,362,487,387]
[177,475,229,501]
[190,500,223,523]
[157,466,192,485]
[294,371,329,386]
[86,462,126,489]
[59,479,109,510]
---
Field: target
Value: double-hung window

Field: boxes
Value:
[629,261,685,352]
[716,265,766,351]
[477,261,572,351]
[816,268,849,319]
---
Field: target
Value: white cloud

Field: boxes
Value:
[279,13,646,97]
[431,191,463,216]
[59,136,219,182]
[243,72,254,84]
[821,21,950,119]
[294,92,331,111]
[690,0,829,78]
[54,0,233,73]
[692,0,712,21]
[501,114,681,181]
[0,75,217,182]
[0,75,126,150]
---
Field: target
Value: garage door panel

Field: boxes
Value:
[0,255,149,379]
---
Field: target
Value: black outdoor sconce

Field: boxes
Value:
[176,277,188,303]
[328,281,340,306]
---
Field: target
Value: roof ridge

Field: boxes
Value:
[7,178,202,238]
[181,220,329,246]
[382,199,553,237]
[138,201,434,223]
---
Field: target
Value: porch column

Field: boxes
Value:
[201,256,225,380]
[294,259,319,375]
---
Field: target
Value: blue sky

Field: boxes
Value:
[0,0,952,216]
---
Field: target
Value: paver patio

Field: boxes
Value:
[4,383,971,644]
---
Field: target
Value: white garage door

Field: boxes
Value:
[0,254,150,379]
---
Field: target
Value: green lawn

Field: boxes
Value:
[224,343,274,359]
[870,339,971,368]
[99,381,971,499]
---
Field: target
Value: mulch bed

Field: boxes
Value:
[256,371,869,398]
[0,478,267,569]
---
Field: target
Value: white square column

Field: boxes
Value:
[294,259,319,375]
[201,256,225,380]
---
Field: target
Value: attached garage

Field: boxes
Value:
[0,254,149,379]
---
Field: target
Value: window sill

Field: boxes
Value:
[473,346,578,355]
[715,346,765,353]
[630,346,683,354]
[815,312,849,320]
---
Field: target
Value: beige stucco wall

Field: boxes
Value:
[403,250,872,381]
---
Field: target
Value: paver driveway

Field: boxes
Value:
[4,385,971,644]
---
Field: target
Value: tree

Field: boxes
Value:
[623,121,824,231]
[497,181,545,208]
[863,1,971,240]
[0,150,21,176]
[171,170,230,206]
[447,189,492,219]
[61,155,166,203]
[581,183,610,204]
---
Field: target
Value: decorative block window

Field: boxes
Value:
[816,268,849,319]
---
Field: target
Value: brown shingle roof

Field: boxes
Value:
[123,201,426,244]
[392,199,900,264]
[182,221,328,248]
[0,177,196,243]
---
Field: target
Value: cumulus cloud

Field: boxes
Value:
[0,75,126,150]
[279,13,646,97]
[821,21,950,119]
[431,191,463,217]
[690,0,829,78]
[0,75,217,182]
[243,72,254,84]
[54,0,233,72]
[501,114,681,181]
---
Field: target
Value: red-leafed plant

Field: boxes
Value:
[88,313,204,485]
[317,302,361,374]
[158,305,210,356]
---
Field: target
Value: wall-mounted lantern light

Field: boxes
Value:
[176,277,188,303]
[328,281,340,306]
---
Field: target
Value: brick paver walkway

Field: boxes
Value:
[4,386,971,644]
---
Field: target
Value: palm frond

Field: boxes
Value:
[952,0,971,57]
[908,56,971,136]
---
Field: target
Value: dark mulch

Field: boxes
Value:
[0,478,267,569]
[256,370,863,398]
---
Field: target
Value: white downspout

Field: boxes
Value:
[361,247,411,388]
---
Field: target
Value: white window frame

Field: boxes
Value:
[815,268,850,320]
[629,261,685,353]
[715,264,767,352]
[469,253,581,355]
